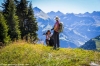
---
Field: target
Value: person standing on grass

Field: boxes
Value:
[52,16,60,49]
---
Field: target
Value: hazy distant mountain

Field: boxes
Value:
[47,11,64,19]
[33,7,100,48]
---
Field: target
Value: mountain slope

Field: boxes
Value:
[80,35,100,50]
[33,7,50,20]
[0,41,100,65]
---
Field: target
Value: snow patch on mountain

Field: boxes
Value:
[60,33,68,41]
[63,17,67,19]
[73,30,82,36]
[38,22,45,28]
[42,23,52,32]
[68,28,73,31]
[60,37,67,41]
[35,11,50,20]
[33,7,50,20]
[73,30,89,39]
[41,25,45,28]
[77,41,84,45]
[94,23,100,27]
[87,29,91,31]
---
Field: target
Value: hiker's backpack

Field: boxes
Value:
[58,22,63,33]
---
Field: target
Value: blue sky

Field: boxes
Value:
[0,0,100,14]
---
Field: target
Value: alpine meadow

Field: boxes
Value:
[0,0,100,66]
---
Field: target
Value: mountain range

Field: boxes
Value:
[33,7,100,48]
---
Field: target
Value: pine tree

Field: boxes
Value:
[2,0,21,41]
[27,2,38,42]
[16,0,28,39]
[0,12,10,44]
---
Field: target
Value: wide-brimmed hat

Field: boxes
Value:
[55,16,60,20]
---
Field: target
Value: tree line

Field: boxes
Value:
[0,0,38,44]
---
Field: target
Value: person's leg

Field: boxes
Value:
[47,40,49,46]
[49,38,52,46]
[46,39,49,46]
[53,31,57,49]
[57,32,60,48]
[51,38,54,46]
[51,34,54,46]
[46,39,47,45]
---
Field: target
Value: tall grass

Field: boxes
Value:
[0,41,100,66]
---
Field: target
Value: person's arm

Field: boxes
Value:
[51,23,56,30]
[51,25,54,30]
[51,28,54,30]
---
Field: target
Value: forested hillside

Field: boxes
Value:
[0,0,38,44]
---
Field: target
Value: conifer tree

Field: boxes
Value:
[16,0,28,39]
[27,2,38,42]
[0,12,10,44]
[2,0,21,41]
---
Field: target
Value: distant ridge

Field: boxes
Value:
[33,7,100,48]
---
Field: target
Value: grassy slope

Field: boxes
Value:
[94,35,100,50]
[96,40,100,49]
[93,37,100,50]
[0,41,100,66]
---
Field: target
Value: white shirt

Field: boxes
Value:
[46,34,52,40]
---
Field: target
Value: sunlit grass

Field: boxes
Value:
[0,41,100,66]
[96,40,100,48]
